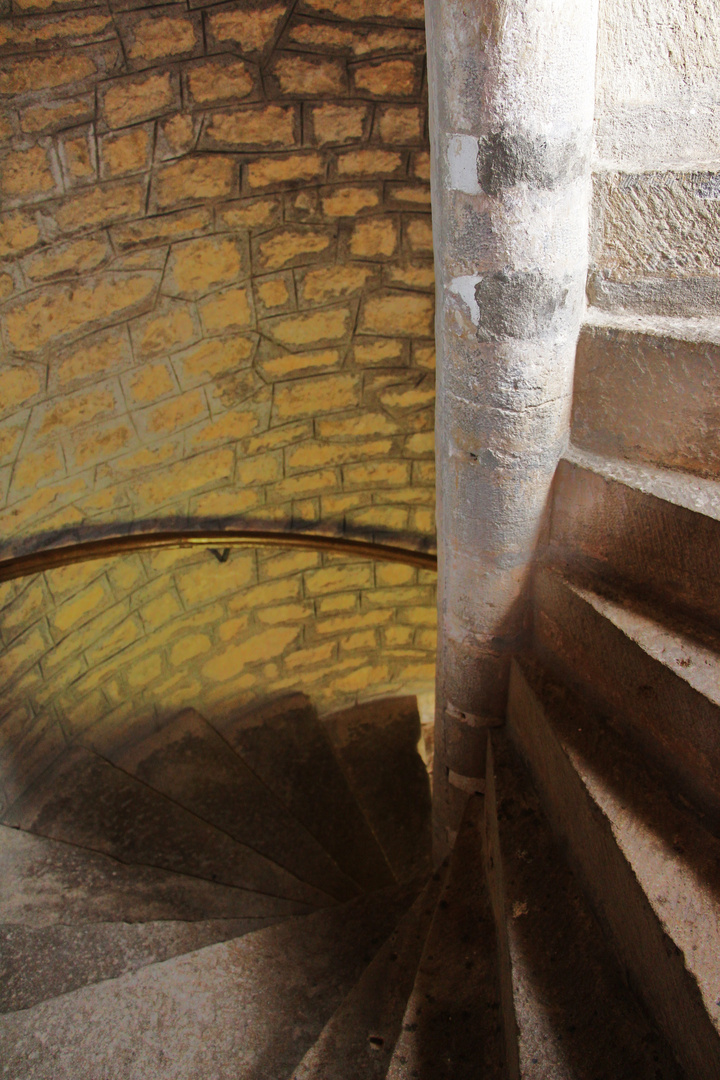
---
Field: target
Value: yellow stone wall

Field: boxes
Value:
[0,0,436,795]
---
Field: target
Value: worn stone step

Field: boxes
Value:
[0,823,315,928]
[291,869,444,1080]
[548,447,720,631]
[323,696,433,884]
[218,693,396,892]
[386,793,517,1080]
[1,917,282,1014]
[534,564,720,826]
[571,317,720,480]
[107,709,359,903]
[2,746,331,907]
[507,655,720,1080]
[0,883,418,1080]
[490,730,682,1080]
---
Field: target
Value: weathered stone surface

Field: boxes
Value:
[219,693,395,890]
[2,746,330,906]
[492,730,682,1080]
[0,884,415,1078]
[323,696,432,882]
[108,708,358,902]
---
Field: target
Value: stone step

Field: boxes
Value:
[507,655,720,1080]
[0,823,315,928]
[1,917,282,1014]
[106,709,359,903]
[2,746,331,908]
[571,317,720,480]
[0,883,418,1080]
[322,696,432,884]
[548,447,720,631]
[490,731,682,1080]
[534,564,720,826]
[217,693,396,892]
[386,793,518,1080]
[290,868,445,1080]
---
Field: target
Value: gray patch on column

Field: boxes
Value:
[477,130,586,196]
[475,270,569,341]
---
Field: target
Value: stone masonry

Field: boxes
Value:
[0,0,437,803]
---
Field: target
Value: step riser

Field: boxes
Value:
[548,458,720,631]
[571,324,720,479]
[533,568,720,827]
[507,659,720,1080]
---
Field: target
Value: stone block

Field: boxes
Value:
[386,183,431,209]
[353,338,407,365]
[0,210,41,259]
[317,411,398,438]
[0,50,105,96]
[173,336,255,389]
[283,19,425,55]
[101,70,179,129]
[336,148,404,177]
[349,217,398,259]
[267,468,339,501]
[360,291,434,336]
[344,460,410,488]
[297,264,375,307]
[0,10,115,54]
[308,103,370,145]
[405,216,433,254]
[258,348,342,380]
[216,196,282,231]
[266,53,347,97]
[351,58,420,98]
[321,184,380,216]
[261,304,353,349]
[285,437,392,471]
[304,564,373,595]
[100,125,152,178]
[3,272,157,353]
[129,300,199,360]
[205,2,288,56]
[22,235,110,281]
[387,263,434,290]
[202,626,300,682]
[111,207,212,250]
[254,226,335,273]
[0,145,58,204]
[297,0,424,21]
[184,57,257,107]
[197,284,255,336]
[57,129,96,187]
[134,388,207,440]
[55,177,147,233]
[201,104,298,151]
[162,235,247,299]
[117,7,201,68]
[30,383,120,442]
[245,151,325,191]
[154,156,236,209]
[187,408,261,450]
[130,448,234,510]
[69,418,135,469]
[254,273,294,314]
[157,113,199,160]
[412,151,430,180]
[376,105,424,144]
[380,381,435,411]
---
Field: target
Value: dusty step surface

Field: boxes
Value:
[534,565,720,825]
[219,694,395,892]
[386,794,514,1080]
[107,708,358,903]
[0,824,301,926]
[323,696,433,884]
[548,448,720,630]
[491,731,682,1080]
[292,869,444,1080]
[1,917,280,1014]
[508,655,720,1080]
[0,884,418,1080]
[2,746,329,909]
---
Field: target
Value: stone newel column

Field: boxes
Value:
[427,0,599,853]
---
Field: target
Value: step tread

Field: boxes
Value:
[0,884,418,1080]
[509,655,720,1079]
[535,565,720,825]
[323,696,432,884]
[492,731,683,1080]
[386,794,510,1080]
[1,916,281,1014]
[109,708,359,903]
[291,869,444,1080]
[2,746,329,907]
[0,824,314,927]
[218,694,395,892]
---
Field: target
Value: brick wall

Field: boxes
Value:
[0,0,436,796]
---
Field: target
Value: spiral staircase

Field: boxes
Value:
[2,487,719,1080]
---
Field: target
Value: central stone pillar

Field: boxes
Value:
[427,0,599,854]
